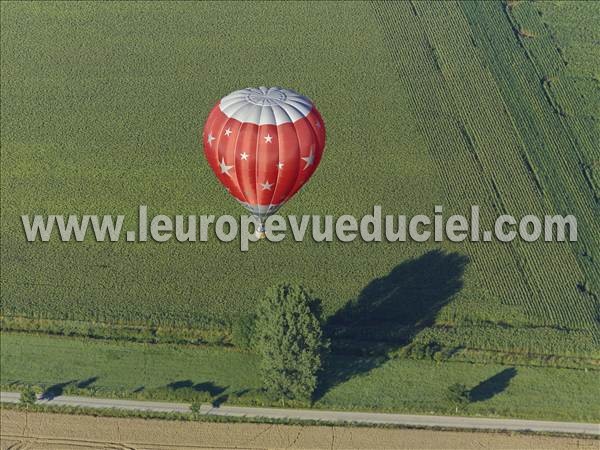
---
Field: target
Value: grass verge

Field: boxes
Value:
[2,332,598,422]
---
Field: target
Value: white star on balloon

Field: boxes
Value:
[207,133,216,146]
[240,152,249,160]
[302,146,315,169]
[277,162,284,170]
[260,180,273,190]
[264,134,273,143]
[224,128,232,137]
[219,158,233,176]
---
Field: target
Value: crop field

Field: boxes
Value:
[1,0,598,370]
[2,410,587,450]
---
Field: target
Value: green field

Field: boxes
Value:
[1,0,599,420]
[2,333,599,421]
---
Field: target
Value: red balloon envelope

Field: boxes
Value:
[203,87,326,228]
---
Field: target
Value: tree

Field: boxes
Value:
[446,383,470,412]
[20,386,37,406]
[254,284,327,403]
[190,401,202,418]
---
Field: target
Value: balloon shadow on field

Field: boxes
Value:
[469,368,517,402]
[316,250,469,401]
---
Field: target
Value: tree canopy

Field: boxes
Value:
[255,284,326,402]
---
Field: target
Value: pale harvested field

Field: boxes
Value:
[1,410,596,450]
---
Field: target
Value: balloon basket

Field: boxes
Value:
[255,223,266,240]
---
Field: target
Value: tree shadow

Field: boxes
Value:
[76,376,99,389]
[40,376,100,400]
[212,394,228,407]
[316,250,469,400]
[41,380,76,400]
[166,380,226,397]
[167,380,194,390]
[234,388,251,397]
[469,368,517,402]
[194,382,227,397]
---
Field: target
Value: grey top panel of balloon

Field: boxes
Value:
[219,87,314,126]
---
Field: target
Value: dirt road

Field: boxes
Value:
[2,392,598,436]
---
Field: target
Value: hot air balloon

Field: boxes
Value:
[202,86,326,237]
